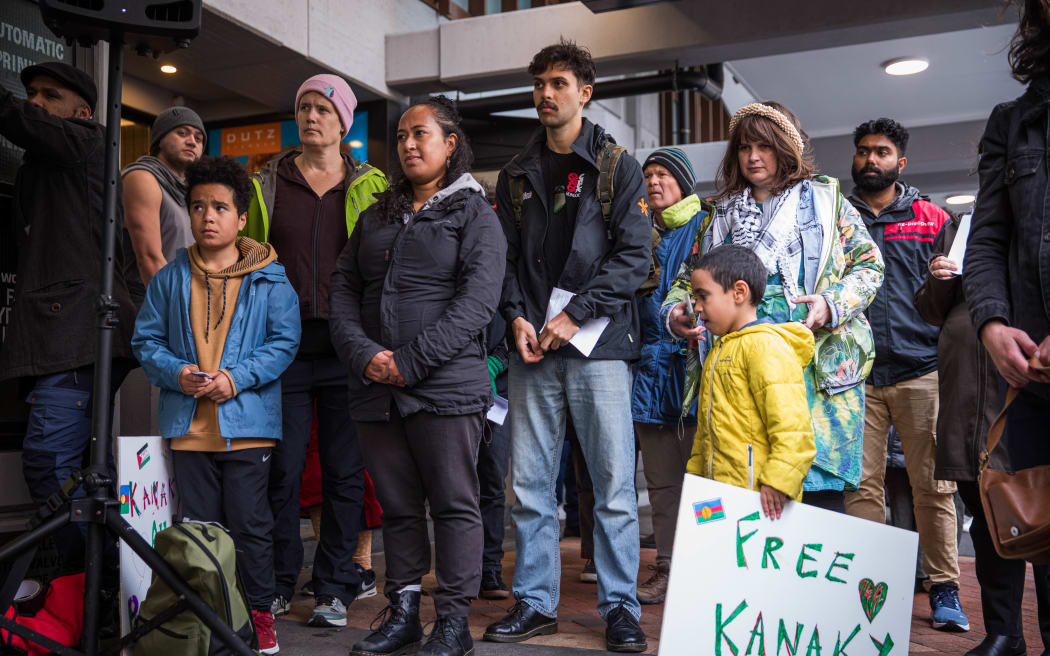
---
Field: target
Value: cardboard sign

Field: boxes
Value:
[660,475,918,656]
[118,436,178,640]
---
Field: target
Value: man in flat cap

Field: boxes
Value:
[122,106,206,304]
[0,61,137,571]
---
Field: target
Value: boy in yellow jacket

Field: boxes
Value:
[686,244,816,519]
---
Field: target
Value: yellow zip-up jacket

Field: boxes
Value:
[686,320,816,500]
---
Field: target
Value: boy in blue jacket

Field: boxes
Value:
[132,155,300,655]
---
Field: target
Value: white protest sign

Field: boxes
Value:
[660,475,918,656]
[117,436,178,640]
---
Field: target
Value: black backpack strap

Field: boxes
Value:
[0,546,36,617]
[596,142,627,238]
[104,597,190,656]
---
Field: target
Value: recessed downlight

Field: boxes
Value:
[946,194,975,205]
[882,57,929,76]
[160,64,177,74]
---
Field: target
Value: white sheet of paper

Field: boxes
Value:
[486,394,509,425]
[946,212,972,275]
[544,287,610,358]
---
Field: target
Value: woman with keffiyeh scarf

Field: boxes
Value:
[661,101,884,512]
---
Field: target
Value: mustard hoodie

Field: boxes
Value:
[686,320,817,500]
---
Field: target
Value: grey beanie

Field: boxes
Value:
[150,106,206,152]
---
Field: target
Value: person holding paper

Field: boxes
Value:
[662,102,883,517]
[329,96,505,656]
[485,40,651,653]
[842,118,968,633]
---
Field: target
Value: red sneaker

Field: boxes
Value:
[252,609,279,655]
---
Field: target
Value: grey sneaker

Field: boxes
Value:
[270,594,291,617]
[308,595,347,628]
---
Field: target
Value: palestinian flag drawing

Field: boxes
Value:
[136,443,151,470]
[693,498,725,525]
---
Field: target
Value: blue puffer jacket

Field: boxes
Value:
[132,245,301,445]
[631,195,711,424]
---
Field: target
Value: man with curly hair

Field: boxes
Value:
[843,118,968,632]
[132,155,301,655]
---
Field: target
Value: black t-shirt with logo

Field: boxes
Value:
[540,144,588,292]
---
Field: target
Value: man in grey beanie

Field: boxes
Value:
[122,105,206,303]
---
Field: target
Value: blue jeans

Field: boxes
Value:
[509,353,640,620]
[22,361,132,572]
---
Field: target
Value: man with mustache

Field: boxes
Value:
[122,106,207,305]
[843,118,968,632]
[484,39,650,653]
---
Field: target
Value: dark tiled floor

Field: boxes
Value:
[279,539,1043,655]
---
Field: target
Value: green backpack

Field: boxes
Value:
[132,522,255,656]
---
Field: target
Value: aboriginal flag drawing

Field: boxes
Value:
[693,498,725,525]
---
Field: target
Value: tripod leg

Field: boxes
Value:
[105,513,255,656]
[0,512,70,562]
[81,519,106,656]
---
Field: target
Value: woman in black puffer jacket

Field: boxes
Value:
[330,96,506,656]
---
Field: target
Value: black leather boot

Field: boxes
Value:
[964,635,1026,656]
[350,589,424,656]
[605,602,648,653]
[420,616,473,656]
[483,601,558,643]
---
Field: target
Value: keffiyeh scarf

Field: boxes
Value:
[711,181,808,302]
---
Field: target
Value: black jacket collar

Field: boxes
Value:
[1020,75,1050,125]
[504,117,614,176]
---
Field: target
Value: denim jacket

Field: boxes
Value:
[965,77,1050,400]
[131,249,301,444]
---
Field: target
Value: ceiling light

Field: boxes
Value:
[882,57,928,76]
[348,139,364,148]
[946,194,975,205]
[160,64,177,74]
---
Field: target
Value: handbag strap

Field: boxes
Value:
[980,354,1050,474]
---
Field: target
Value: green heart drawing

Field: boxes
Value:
[858,578,888,623]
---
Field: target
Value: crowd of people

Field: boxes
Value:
[1,1,1049,655]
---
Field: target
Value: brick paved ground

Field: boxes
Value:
[279,541,1047,655]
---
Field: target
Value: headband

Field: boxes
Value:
[728,103,805,156]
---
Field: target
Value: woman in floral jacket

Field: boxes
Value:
[663,102,884,512]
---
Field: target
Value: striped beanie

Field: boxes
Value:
[643,147,697,194]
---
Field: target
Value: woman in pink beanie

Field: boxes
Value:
[243,69,389,644]
[295,73,358,138]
